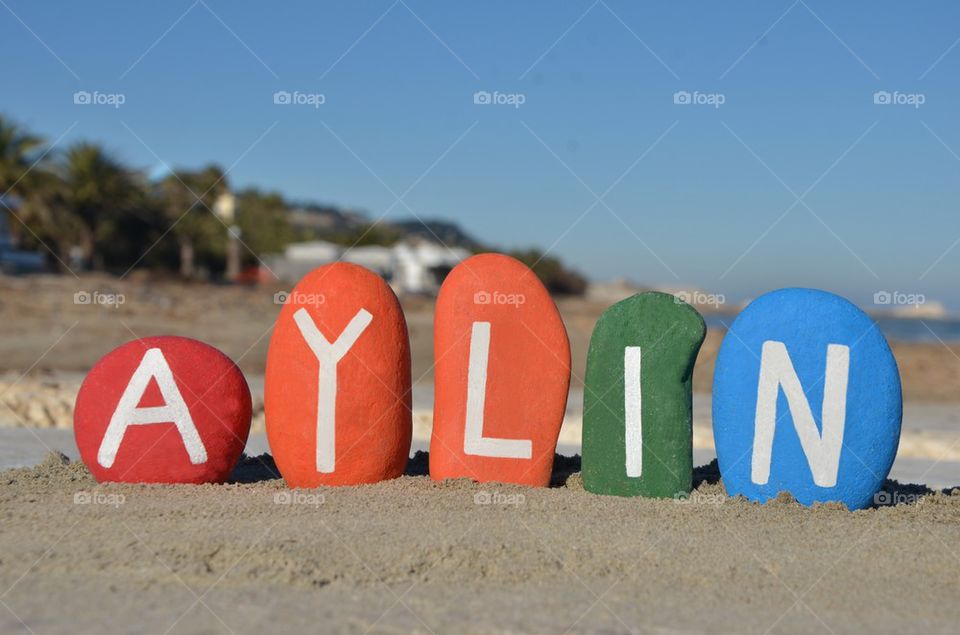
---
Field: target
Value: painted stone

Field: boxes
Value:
[582,292,705,497]
[430,253,571,487]
[265,262,411,487]
[712,288,902,510]
[74,336,252,484]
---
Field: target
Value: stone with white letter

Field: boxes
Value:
[582,292,705,497]
[265,262,412,487]
[430,253,571,486]
[712,288,901,510]
[74,337,252,484]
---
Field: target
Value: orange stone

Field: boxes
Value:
[430,253,571,486]
[265,262,412,487]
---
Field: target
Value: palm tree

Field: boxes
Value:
[60,142,141,269]
[0,116,77,272]
[0,115,45,196]
[157,165,228,278]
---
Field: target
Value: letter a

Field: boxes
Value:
[98,348,207,468]
[463,321,533,459]
[293,307,373,473]
[751,341,849,487]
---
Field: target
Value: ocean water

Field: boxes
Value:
[703,315,960,343]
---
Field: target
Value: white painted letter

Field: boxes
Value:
[463,321,532,459]
[751,340,849,487]
[294,307,373,473]
[98,348,207,468]
[624,346,642,477]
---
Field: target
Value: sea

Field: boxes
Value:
[703,315,960,343]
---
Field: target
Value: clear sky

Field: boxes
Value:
[4,1,960,308]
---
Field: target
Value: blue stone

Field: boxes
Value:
[712,288,902,510]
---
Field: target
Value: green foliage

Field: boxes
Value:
[0,117,45,194]
[235,188,292,263]
[507,248,588,296]
[316,223,404,248]
[0,114,588,287]
[154,164,230,277]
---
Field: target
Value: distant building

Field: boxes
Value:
[266,237,470,295]
[392,240,467,294]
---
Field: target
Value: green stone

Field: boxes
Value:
[582,292,706,498]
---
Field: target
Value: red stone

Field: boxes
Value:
[74,336,252,484]
[265,262,412,487]
[430,253,571,486]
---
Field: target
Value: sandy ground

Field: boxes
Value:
[3,274,960,633]
[0,452,958,634]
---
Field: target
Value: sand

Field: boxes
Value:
[0,452,958,634]
[3,274,960,632]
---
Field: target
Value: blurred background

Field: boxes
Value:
[2,1,960,484]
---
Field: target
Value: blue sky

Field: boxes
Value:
[4,1,960,308]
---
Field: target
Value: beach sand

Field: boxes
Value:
[1,452,958,634]
[3,275,960,633]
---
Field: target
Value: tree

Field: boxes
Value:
[235,188,292,261]
[0,116,48,251]
[507,248,588,296]
[0,115,45,195]
[0,116,80,271]
[156,165,228,278]
[59,142,143,269]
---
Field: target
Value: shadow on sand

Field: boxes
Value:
[229,452,957,508]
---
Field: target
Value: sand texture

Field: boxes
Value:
[0,452,958,634]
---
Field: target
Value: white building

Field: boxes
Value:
[267,238,470,295]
